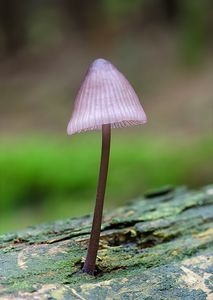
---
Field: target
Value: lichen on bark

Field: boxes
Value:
[0,185,213,299]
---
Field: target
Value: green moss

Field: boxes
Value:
[0,186,212,298]
[0,135,212,233]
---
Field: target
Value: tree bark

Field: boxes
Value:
[0,185,212,299]
[0,0,28,55]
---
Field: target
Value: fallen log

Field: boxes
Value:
[0,185,213,299]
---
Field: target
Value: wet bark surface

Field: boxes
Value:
[0,185,213,299]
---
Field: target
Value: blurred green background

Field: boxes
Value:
[0,0,212,233]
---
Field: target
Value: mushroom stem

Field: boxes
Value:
[83,124,111,275]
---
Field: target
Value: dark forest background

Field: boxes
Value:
[0,0,212,233]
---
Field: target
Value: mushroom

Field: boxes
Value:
[67,58,147,275]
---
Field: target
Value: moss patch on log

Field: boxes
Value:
[0,186,213,299]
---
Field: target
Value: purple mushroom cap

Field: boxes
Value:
[67,58,147,135]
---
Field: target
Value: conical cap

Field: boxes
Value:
[67,58,147,135]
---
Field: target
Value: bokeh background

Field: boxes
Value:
[0,0,212,233]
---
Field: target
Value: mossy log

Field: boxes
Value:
[0,186,213,299]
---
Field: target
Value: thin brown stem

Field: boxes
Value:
[82,124,111,275]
